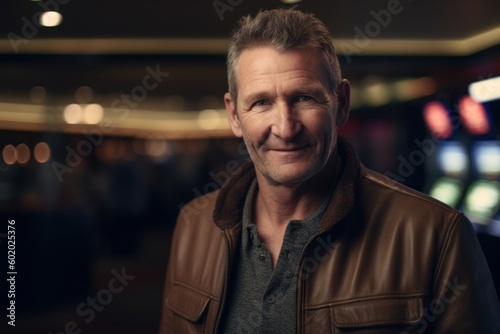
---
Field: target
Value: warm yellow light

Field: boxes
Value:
[40,11,63,27]
[393,77,436,101]
[198,109,221,130]
[82,103,104,124]
[145,135,168,157]
[362,77,391,106]
[34,142,51,163]
[2,145,17,165]
[63,104,83,124]
[16,143,30,164]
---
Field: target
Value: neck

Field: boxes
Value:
[254,152,339,228]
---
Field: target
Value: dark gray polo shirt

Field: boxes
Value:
[221,180,330,334]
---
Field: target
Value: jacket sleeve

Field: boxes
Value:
[430,213,500,333]
[158,214,182,334]
[158,195,224,334]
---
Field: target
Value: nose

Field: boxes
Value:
[271,102,302,141]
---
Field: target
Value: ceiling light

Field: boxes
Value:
[82,103,104,124]
[393,77,436,101]
[2,145,17,165]
[16,143,30,164]
[198,109,221,130]
[34,142,51,163]
[145,135,168,158]
[40,11,63,28]
[469,76,500,103]
[63,104,83,124]
[362,77,391,106]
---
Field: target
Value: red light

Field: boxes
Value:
[423,102,453,139]
[458,95,489,135]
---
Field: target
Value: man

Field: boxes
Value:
[159,8,500,333]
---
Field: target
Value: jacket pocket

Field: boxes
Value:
[165,283,211,331]
[331,296,424,333]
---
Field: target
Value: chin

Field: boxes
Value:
[263,164,321,186]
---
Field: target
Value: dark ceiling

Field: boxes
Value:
[2,0,500,39]
[0,0,499,109]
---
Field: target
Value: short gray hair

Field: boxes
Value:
[227,8,342,100]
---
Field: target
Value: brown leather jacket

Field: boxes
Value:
[159,140,500,333]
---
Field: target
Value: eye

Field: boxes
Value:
[253,100,270,108]
[296,95,313,103]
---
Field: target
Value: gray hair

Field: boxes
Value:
[227,8,342,100]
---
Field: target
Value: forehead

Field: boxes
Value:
[235,47,327,94]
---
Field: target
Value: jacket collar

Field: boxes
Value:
[213,137,361,231]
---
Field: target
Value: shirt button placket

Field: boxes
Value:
[265,294,276,304]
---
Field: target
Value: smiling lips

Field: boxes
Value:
[271,146,307,152]
[266,144,311,156]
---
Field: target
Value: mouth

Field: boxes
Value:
[271,146,308,152]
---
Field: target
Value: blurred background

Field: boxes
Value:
[0,0,499,333]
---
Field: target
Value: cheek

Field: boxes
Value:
[308,112,336,138]
[240,115,269,140]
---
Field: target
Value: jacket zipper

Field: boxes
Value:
[213,229,231,334]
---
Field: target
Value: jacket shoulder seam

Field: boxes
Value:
[360,169,456,213]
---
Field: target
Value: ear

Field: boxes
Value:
[225,92,243,138]
[336,79,351,127]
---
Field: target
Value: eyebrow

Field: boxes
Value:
[241,86,329,107]
[290,87,327,98]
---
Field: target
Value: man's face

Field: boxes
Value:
[225,47,350,186]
